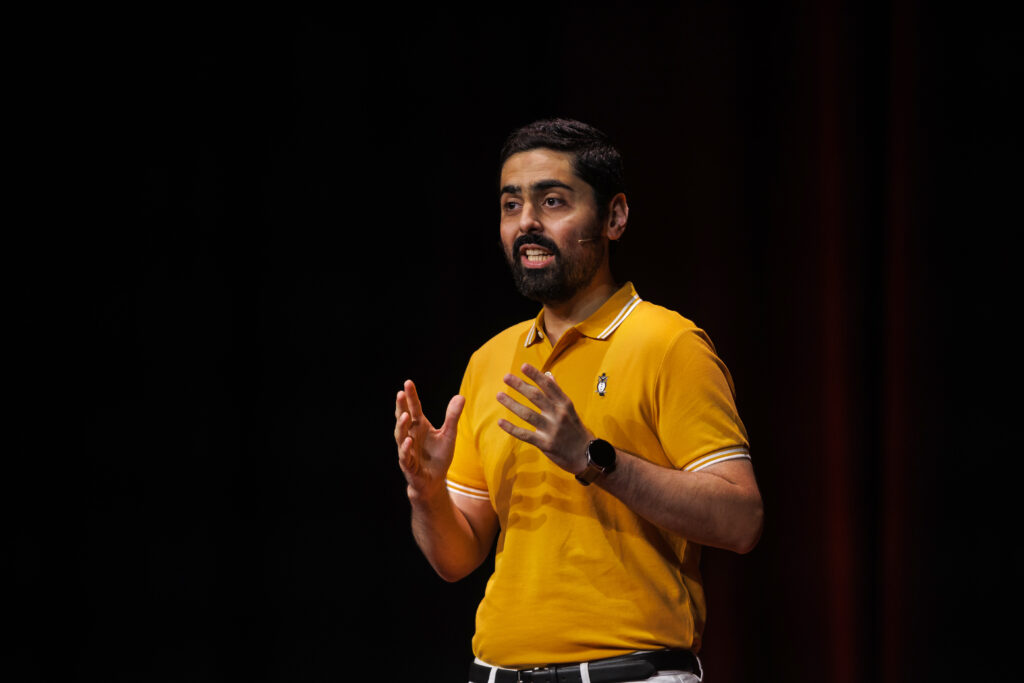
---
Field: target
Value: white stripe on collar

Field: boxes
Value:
[524,323,543,347]
[596,294,642,340]
[524,294,642,346]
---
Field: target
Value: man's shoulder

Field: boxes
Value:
[630,299,700,337]
[622,299,719,357]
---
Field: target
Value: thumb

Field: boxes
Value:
[441,394,466,434]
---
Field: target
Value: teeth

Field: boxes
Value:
[524,248,551,262]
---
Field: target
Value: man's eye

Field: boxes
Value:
[503,200,521,212]
[543,197,564,207]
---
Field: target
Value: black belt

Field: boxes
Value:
[468,649,699,683]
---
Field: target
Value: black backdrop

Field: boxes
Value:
[23,3,1020,681]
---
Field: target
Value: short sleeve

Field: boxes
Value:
[655,328,751,472]
[446,355,490,502]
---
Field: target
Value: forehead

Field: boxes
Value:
[499,148,582,191]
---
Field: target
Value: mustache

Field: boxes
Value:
[512,233,562,256]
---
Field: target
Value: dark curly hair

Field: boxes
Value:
[499,118,626,219]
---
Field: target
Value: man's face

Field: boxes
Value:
[499,149,606,304]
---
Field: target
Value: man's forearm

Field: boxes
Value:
[598,451,763,554]
[409,488,493,582]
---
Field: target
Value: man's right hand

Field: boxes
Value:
[394,380,498,582]
[394,379,465,502]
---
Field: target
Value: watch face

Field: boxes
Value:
[588,439,616,468]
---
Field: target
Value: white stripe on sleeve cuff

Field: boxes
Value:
[683,446,751,472]
[446,480,490,501]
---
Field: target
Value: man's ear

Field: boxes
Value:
[605,193,629,241]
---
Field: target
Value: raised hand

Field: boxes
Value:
[496,363,594,475]
[394,379,465,502]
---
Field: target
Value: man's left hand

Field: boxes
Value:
[497,363,593,475]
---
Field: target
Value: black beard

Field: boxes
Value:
[504,233,602,304]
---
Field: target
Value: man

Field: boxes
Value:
[394,118,763,683]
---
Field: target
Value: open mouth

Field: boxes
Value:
[520,245,555,268]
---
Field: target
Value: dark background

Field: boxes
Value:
[21,2,1019,681]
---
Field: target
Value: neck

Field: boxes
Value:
[541,271,619,345]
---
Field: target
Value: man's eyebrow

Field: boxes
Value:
[499,179,575,196]
[531,179,574,193]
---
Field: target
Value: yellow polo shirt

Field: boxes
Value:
[446,282,750,669]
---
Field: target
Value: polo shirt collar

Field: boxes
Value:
[524,282,642,347]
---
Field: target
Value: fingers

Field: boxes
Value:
[505,364,564,404]
[395,386,414,439]
[520,363,568,400]
[403,379,425,423]
[497,365,592,473]
[497,417,540,447]
[395,406,419,475]
[397,433,419,476]
[394,407,406,443]
[395,379,426,444]
[496,390,542,427]
[395,408,418,447]
[502,372,548,412]
[395,381,422,473]
[500,364,573,428]
[394,381,465,471]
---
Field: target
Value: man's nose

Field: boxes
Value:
[519,201,543,233]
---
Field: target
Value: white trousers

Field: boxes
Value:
[471,656,703,683]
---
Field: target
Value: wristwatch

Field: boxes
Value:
[575,438,617,486]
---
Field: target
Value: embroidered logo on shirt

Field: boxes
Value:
[596,373,608,396]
